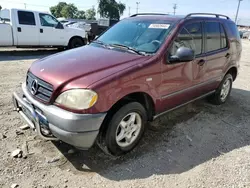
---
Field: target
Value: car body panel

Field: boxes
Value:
[86,55,162,114]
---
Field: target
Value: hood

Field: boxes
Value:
[29,45,150,90]
[64,26,84,32]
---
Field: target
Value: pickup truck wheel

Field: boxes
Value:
[68,37,85,49]
[105,102,147,156]
[209,74,233,105]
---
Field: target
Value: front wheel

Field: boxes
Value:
[209,74,233,105]
[68,37,85,49]
[105,102,147,156]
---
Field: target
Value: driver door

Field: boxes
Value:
[38,13,65,46]
[159,21,205,112]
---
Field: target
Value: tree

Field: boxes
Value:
[75,10,86,19]
[61,3,78,18]
[85,7,96,20]
[50,2,67,18]
[117,3,125,16]
[98,0,126,20]
[0,5,2,11]
[50,2,84,19]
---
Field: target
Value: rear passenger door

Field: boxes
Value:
[15,10,39,46]
[203,21,229,84]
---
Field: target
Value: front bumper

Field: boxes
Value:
[13,83,107,149]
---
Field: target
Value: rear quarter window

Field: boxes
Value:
[224,21,241,55]
[225,22,240,40]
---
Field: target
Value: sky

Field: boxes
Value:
[1,0,250,25]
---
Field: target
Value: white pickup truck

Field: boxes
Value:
[0,9,87,49]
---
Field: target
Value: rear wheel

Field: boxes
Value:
[209,74,233,105]
[105,102,147,156]
[68,37,85,49]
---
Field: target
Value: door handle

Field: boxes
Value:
[17,27,21,32]
[197,59,206,66]
[40,29,43,33]
[225,53,230,58]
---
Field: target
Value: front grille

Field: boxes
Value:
[26,72,53,102]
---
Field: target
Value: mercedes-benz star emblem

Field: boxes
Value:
[31,79,38,95]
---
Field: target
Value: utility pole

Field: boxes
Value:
[173,4,177,15]
[235,0,243,22]
[24,3,27,9]
[136,2,140,14]
[128,6,131,16]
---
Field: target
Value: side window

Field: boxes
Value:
[225,22,241,54]
[17,11,36,25]
[227,22,240,40]
[39,14,58,27]
[220,24,227,49]
[205,22,221,52]
[169,22,202,56]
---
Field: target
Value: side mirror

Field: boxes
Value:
[55,22,64,29]
[169,47,195,63]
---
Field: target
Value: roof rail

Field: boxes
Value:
[185,13,230,20]
[130,13,169,17]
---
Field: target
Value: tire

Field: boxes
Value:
[209,74,233,105]
[68,37,85,49]
[105,102,147,156]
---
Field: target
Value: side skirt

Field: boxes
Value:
[153,90,215,120]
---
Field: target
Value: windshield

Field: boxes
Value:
[94,19,173,54]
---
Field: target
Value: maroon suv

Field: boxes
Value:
[13,13,241,155]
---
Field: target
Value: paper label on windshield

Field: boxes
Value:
[149,24,170,29]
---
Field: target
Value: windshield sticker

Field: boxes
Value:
[149,24,170,29]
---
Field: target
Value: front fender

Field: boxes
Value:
[85,59,161,114]
[97,81,158,112]
[63,27,87,46]
[64,35,87,46]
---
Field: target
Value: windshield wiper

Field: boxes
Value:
[92,40,110,49]
[110,43,147,56]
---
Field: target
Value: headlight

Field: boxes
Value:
[55,89,98,110]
